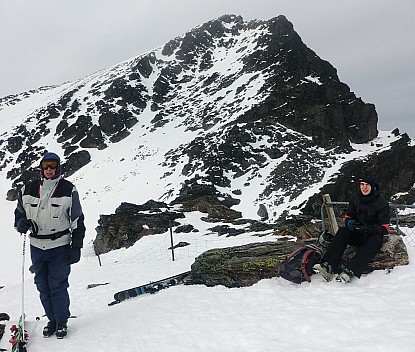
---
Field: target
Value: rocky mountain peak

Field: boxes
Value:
[0,14,414,222]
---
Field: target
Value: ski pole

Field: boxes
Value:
[21,233,27,336]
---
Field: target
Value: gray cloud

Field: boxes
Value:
[1,0,414,137]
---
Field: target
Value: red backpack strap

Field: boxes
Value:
[299,249,315,283]
[285,246,306,262]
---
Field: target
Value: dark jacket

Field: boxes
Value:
[345,185,390,235]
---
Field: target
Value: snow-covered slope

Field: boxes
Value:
[1,15,412,226]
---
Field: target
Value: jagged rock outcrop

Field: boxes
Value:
[190,235,408,287]
[93,200,185,255]
[171,178,242,220]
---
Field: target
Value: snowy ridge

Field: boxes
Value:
[0,15,411,224]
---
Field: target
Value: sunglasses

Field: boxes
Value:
[41,161,58,170]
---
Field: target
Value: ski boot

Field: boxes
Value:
[43,320,56,338]
[56,322,68,339]
[313,262,334,282]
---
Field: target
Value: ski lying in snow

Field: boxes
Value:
[108,271,191,306]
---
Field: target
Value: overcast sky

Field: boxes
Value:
[1,0,414,137]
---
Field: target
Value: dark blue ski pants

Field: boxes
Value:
[30,244,71,322]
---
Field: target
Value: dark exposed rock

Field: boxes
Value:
[45,104,61,120]
[152,65,184,104]
[190,235,409,288]
[132,53,156,78]
[63,150,91,177]
[257,204,269,221]
[63,145,79,156]
[116,200,168,213]
[98,108,137,136]
[208,225,245,236]
[174,224,195,233]
[109,129,131,143]
[56,120,68,134]
[93,200,185,255]
[104,77,147,109]
[79,124,104,148]
[7,136,23,153]
[171,178,241,220]
[247,220,275,234]
[57,115,92,144]
[169,241,190,250]
[206,204,242,220]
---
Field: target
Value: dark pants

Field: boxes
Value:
[322,227,384,278]
[30,244,71,322]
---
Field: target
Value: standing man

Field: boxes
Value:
[14,152,86,339]
[314,178,390,282]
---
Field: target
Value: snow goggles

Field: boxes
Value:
[41,160,58,170]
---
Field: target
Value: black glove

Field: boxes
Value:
[355,222,366,232]
[0,313,10,321]
[356,223,387,236]
[16,218,31,234]
[68,247,81,265]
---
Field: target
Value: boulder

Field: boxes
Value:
[190,235,409,288]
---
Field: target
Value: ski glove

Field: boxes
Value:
[355,223,388,236]
[16,218,38,235]
[345,219,356,231]
[68,247,81,265]
[16,218,32,234]
[0,313,10,321]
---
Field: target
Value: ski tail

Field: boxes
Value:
[9,316,40,352]
[9,315,28,352]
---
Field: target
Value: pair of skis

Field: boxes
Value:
[108,271,191,306]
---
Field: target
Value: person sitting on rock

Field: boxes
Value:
[313,178,390,282]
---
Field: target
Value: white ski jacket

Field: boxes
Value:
[15,176,85,250]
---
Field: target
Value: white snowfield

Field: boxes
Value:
[1,214,415,351]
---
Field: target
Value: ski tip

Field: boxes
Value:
[108,300,120,307]
[36,316,40,321]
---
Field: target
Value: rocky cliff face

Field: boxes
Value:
[1,14,414,224]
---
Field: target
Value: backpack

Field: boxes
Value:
[277,244,323,284]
